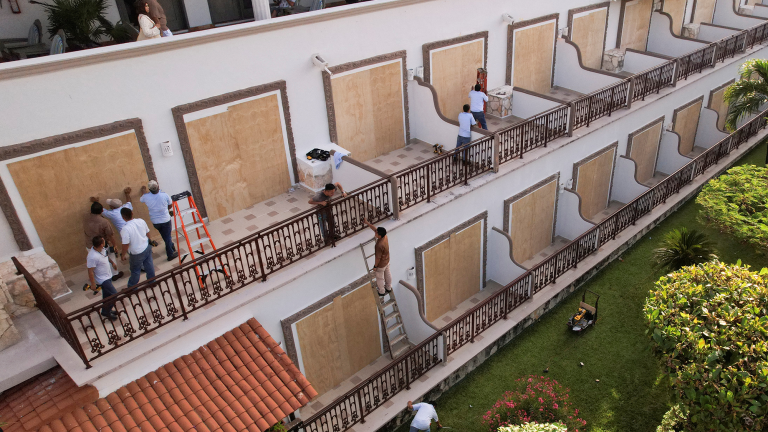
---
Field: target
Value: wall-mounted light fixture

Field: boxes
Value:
[502,13,515,25]
[312,53,333,76]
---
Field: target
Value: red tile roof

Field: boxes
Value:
[0,319,317,432]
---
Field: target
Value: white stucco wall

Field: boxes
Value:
[714,0,768,28]
[647,12,711,56]
[622,50,668,73]
[612,156,650,203]
[656,130,692,174]
[510,89,563,119]
[698,23,741,41]
[696,108,730,147]
[554,38,622,94]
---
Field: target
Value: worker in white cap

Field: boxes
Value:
[140,180,178,261]
[102,187,134,233]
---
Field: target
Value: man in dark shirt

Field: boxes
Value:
[363,218,391,297]
[308,182,346,245]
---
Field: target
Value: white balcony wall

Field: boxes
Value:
[408,80,486,149]
[656,131,692,174]
[713,0,768,28]
[612,156,650,203]
[555,189,595,240]
[754,4,768,18]
[695,108,730,148]
[698,23,741,41]
[554,39,623,94]
[622,50,668,74]
[647,12,711,56]
[510,89,564,119]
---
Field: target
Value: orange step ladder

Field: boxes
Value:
[171,191,226,285]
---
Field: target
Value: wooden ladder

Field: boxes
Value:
[359,239,411,359]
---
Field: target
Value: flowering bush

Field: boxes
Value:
[498,422,567,432]
[482,376,587,432]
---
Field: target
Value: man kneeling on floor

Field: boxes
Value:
[407,400,442,432]
[119,207,155,287]
[87,236,119,321]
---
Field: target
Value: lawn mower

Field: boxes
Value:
[567,290,599,333]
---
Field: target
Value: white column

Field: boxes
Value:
[252,0,271,21]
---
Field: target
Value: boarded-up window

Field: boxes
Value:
[662,0,688,35]
[692,0,716,24]
[184,94,292,221]
[7,132,154,270]
[423,221,483,322]
[512,20,556,93]
[673,98,703,155]
[628,119,663,183]
[709,82,733,131]
[507,180,557,263]
[570,7,609,69]
[619,0,654,51]
[295,285,381,395]
[430,39,485,120]
[575,146,616,220]
[331,60,406,162]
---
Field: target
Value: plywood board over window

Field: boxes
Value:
[692,0,716,24]
[7,131,155,270]
[508,15,558,93]
[627,117,664,183]
[183,93,292,221]
[504,175,559,264]
[325,51,408,163]
[673,96,704,155]
[427,36,486,120]
[709,80,734,131]
[618,0,654,51]
[569,4,610,69]
[663,0,689,35]
[295,284,381,395]
[574,144,617,220]
[421,218,484,322]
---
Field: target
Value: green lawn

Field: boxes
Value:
[409,141,768,432]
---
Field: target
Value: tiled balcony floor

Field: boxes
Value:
[486,113,526,132]
[589,200,626,224]
[546,86,584,102]
[366,141,437,174]
[642,172,669,188]
[519,236,571,269]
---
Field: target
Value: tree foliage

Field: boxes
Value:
[498,423,567,432]
[652,227,717,271]
[644,261,768,431]
[32,0,130,48]
[724,59,768,131]
[696,165,768,254]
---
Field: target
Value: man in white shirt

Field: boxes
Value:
[456,104,477,162]
[140,180,178,261]
[87,235,119,320]
[407,400,442,432]
[469,84,489,130]
[120,207,156,287]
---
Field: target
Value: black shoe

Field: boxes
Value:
[378,292,386,297]
[385,286,393,293]
[101,313,117,321]
[111,271,124,281]
[167,253,179,261]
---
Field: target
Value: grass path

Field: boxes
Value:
[416,141,767,432]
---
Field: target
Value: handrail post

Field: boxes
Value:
[492,133,500,173]
[567,102,575,136]
[626,78,635,110]
[441,331,448,363]
[255,235,268,282]
[405,355,411,389]
[671,59,680,87]
[171,272,188,320]
[389,175,400,220]
[710,43,718,68]
[586,96,593,127]
[470,314,475,343]
[357,388,366,424]
[426,165,432,203]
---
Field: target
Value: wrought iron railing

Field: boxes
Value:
[497,105,570,164]
[716,32,748,63]
[631,60,676,101]
[396,135,494,210]
[677,43,717,81]
[571,80,630,128]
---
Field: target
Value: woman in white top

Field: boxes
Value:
[136,0,161,41]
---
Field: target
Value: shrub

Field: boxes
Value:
[482,376,586,432]
[498,422,567,432]
[696,165,768,253]
[652,227,717,271]
[644,261,768,431]
[31,0,129,48]
[656,404,688,432]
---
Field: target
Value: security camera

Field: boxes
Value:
[502,13,515,25]
[312,53,333,75]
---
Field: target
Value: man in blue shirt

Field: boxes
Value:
[140,180,178,261]
[469,84,489,130]
[456,104,477,162]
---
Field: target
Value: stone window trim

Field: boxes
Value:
[421,31,489,85]
[567,2,611,64]
[413,211,488,312]
[280,273,378,367]
[505,13,560,87]
[502,173,561,246]
[570,141,619,199]
[322,50,411,146]
[0,119,155,252]
[616,0,656,50]
[171,80,298,220]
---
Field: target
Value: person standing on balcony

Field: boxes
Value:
[135,0,161,41]
[407,400,442,432]
[120,207,156,287]
[469,84,489,130]
[87,236,119,321]
[84,200,123,282]
[308,182,347,245]
[456,104,477,162]
[140,181,178,261]
[363,218,391,297]
[145,0,172,37]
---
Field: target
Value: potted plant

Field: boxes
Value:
[30,0,131,50]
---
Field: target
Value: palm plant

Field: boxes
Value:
[652,227,717,271]
[723,59,768,132]
[30,0,130,49]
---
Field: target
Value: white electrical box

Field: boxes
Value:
[161,141,173,157]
